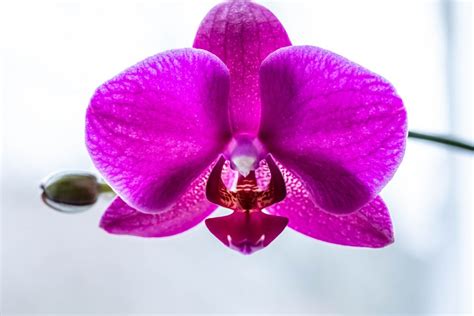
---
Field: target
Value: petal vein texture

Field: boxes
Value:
[256,161,394,247]
[194,0,291,135]
[259,46,407,214]
[100,159,236,236]
[86,48,231,213]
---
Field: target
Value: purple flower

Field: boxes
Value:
[86,0,407,254]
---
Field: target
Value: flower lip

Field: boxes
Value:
[205,210,288,255]
[227,234,266,255]
[205,154,288,254]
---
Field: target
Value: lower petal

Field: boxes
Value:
[100,160,235,237]
[257,162,393,248]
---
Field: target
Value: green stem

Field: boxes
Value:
[408,131,474,151]
[98,182,116,194]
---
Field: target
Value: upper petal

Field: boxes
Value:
[86,48,231,213]
[256,162,394,248]
[259,46,407,214]
[193,0,291,135]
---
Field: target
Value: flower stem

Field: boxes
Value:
[98,182,116,194]
[408,131,474,151]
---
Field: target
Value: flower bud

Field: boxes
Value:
[40,171,108,213]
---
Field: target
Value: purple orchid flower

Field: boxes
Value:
[86,0,407,254]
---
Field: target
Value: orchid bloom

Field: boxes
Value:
[86,0,407,254]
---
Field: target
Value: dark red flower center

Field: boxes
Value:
[205,155,288,254]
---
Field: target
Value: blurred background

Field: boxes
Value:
[0,0,472,314]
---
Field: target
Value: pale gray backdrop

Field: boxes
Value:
[1,0,472,314]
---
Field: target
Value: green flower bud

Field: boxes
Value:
[40,171,113,213]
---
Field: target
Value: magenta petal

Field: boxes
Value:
[100,160,236,237]
[257,163,393,248]
[100,197,215,237]
[86,48,231,213]
[259,46,407,214]
[270,195,394,248]
[194,0,291,135]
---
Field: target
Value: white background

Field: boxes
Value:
[1,0,472,314]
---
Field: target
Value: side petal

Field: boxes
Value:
[256,162,393,248]
[193,0,291,135]
[100,160,236,237]
[86,48,231,213]
[259,46,407,214]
